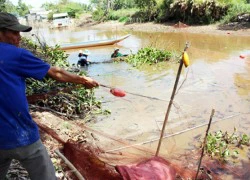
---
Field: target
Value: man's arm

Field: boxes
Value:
[47,66,99,89]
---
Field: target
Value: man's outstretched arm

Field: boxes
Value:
[47,66,99,89]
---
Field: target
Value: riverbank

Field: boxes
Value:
[87,20,250,37]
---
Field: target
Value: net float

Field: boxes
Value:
[239,55,245,59]
[182,51,190,67]
[110,88,126,97]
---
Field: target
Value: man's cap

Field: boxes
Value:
[0,12,32,32]
[114,47,119,51]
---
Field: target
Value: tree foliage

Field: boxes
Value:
[17,0,29,16]
[91,0,136,11]
[42,0,90,18]
[90,0,106,10]
[112,0,136,10]
[0,0,5,11]
[0,0,18,14]
[90,0,158,21]
[134,0,156,10]
[0,0,29,16]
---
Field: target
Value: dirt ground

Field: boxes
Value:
[89,20,250,37]
[7,19,250,179]
[73,14,250,36]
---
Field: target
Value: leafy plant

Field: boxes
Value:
[107,8,137,21]
[221,3,250,24]
[204,128,250,161]
[92,8,107,21]
[21,37,104,120]
[125,47,173,67]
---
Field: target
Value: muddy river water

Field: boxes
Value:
[30,26,250,178]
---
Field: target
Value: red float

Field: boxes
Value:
[239,55,246,59]
[110,88,126,97]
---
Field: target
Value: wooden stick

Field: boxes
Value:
[195,109,215,180]
[55,149,85,180]
[155,42,189,156]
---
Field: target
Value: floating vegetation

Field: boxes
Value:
[125,47,173,67]
[204,128,250,161]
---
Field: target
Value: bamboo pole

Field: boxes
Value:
[195,109,215,180]
[55,149,85,180]
[155,42,189,156]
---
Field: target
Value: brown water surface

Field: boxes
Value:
[30,26,250,179]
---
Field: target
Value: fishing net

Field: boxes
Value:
[115,156,176,180]
[63,140,122,180]
[37,120,217,180]
[35,109,250,180]
[29,90,188,179]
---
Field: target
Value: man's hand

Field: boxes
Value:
[81,76,99,89]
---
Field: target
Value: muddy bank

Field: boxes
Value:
[88,20,250,36]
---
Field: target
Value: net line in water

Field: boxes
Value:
[105,112,243,153]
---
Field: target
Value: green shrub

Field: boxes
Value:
[107,8,138,22]
[118,16,130,22]
[157,0,229,24]
[92,8,107,21]
[221,3,250,23]
[205,128,250,161]
[21,37,102,119]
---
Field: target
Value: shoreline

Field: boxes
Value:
[88,20,250,37]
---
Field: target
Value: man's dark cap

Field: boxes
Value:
[0,12,32,32]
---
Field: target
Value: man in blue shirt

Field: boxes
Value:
[0,12,99,180]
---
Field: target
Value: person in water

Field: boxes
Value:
[0,12,99,180]
[111,48,124,58]
[77,49,91,66]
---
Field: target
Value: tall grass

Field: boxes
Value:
[108,8,138,22]
[221,3,250,23]
[157,0,250,24]
[93,0,250,24]
[187,0,250,23]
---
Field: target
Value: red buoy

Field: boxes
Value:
[240,55,246,59]
[110,88,126,97]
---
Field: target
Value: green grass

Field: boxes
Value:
[108,8,138,22]
[221,3,250,23]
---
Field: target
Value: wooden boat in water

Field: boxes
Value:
[59,34,131,50]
